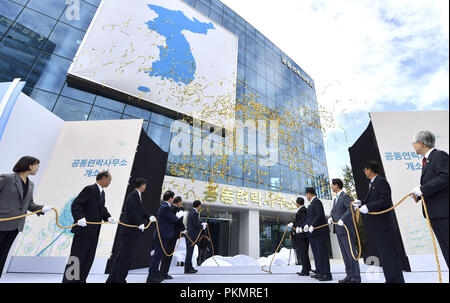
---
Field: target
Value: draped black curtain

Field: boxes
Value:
[105,128,168,272]
[348,122,411,272]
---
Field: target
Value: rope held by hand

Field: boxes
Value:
[261,193,442,283]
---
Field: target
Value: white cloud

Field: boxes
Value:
[221,0,449,179]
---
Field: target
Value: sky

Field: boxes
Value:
[221,0,449,180]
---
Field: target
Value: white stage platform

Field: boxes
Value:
[0,255,447,283]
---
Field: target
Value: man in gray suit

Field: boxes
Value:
[329,178,361,283]
[0,156,52,278]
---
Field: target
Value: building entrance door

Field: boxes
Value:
[206,219,230,257]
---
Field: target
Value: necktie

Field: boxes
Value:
[333,193,339,208]
[369,181,373,191]
[101,190,105,202]
[422,157,427,169]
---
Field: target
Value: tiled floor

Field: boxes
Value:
[1,255,447,283]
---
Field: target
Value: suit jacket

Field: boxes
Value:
[305,197,329,237]
[420,149,449,219]
[170,204,186,238]
[0,173,43,232]
[361,175,396,230]
[119,190,150,234]
[154,201,179,240]
[330,191,354,235]
[187,208,202,241]
[70,184,112,236]
[292,206,308,239]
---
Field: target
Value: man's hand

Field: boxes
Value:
[308,225,314,233]
[108,217,117,224]
[149,216,157,222]
[359,205,369,214]
[41,205,52,214]
[138,224,145,232]
[77,218,87,227]
[338,219,344,226]
[202,222,208,230]
[296,227,302,234]
[287,222,294,228]
[411,187,422,199]
[328,218,333,225]
[176,211,184,219]
[303,225,309,233]
[352,200,362,210]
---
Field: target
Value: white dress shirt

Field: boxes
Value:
[425,147,436,160]
[136,189,142,202]
[96,183,103,193]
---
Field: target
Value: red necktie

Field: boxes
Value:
[422,157,427,169]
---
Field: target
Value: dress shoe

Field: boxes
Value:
[185,269,197,274]
[318,274,333,281]
[161,274,173,280]
[311,274,320,279]
[348,280,361,283]
[338,277,351,283]
[297,272,310,276]
[146,276,164,283]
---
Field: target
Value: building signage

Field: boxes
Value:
[281,58,313,88]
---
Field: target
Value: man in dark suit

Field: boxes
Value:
[106,178,154,283]
[290,197,311,276]
[329,178,361,283]
[355,160,405,283]
[411,130,449,268]
[62,171,116,283]
[303,187,332,281]
[185,200,206,274]
[0,156,52,278]
[146,190,184,283]
[160,196,186,280]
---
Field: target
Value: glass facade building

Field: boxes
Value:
[1,0,330,199]
[1,0,332,257]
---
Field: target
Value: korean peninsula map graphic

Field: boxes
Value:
[138,4,215,93]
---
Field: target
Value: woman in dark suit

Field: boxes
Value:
[0,156,52,278]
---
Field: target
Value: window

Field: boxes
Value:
[52,96,91,121]
[61,82,96,104]
[27,0,67,19]
[146,122,171,152]
[28,88,58,111]
[88,106,122,120]
[44,22,85,59]
[60,0,97,31]
[123,104,151,120]
[30,52,72,93]
[94,95,125,112]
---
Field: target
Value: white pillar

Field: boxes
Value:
[239,209,260,259]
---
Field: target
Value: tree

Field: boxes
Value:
[340,164,367,259]
[341,164,357,200]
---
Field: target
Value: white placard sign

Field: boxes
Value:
[12,119,143,259]
[370,110,449,255]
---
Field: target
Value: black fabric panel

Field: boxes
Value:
[105,128,168,273]
[348,122,411,272]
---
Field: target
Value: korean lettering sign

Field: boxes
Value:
[71,158,128,177]
[384,152,424,171]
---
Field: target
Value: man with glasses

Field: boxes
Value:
[411,130,449,268]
